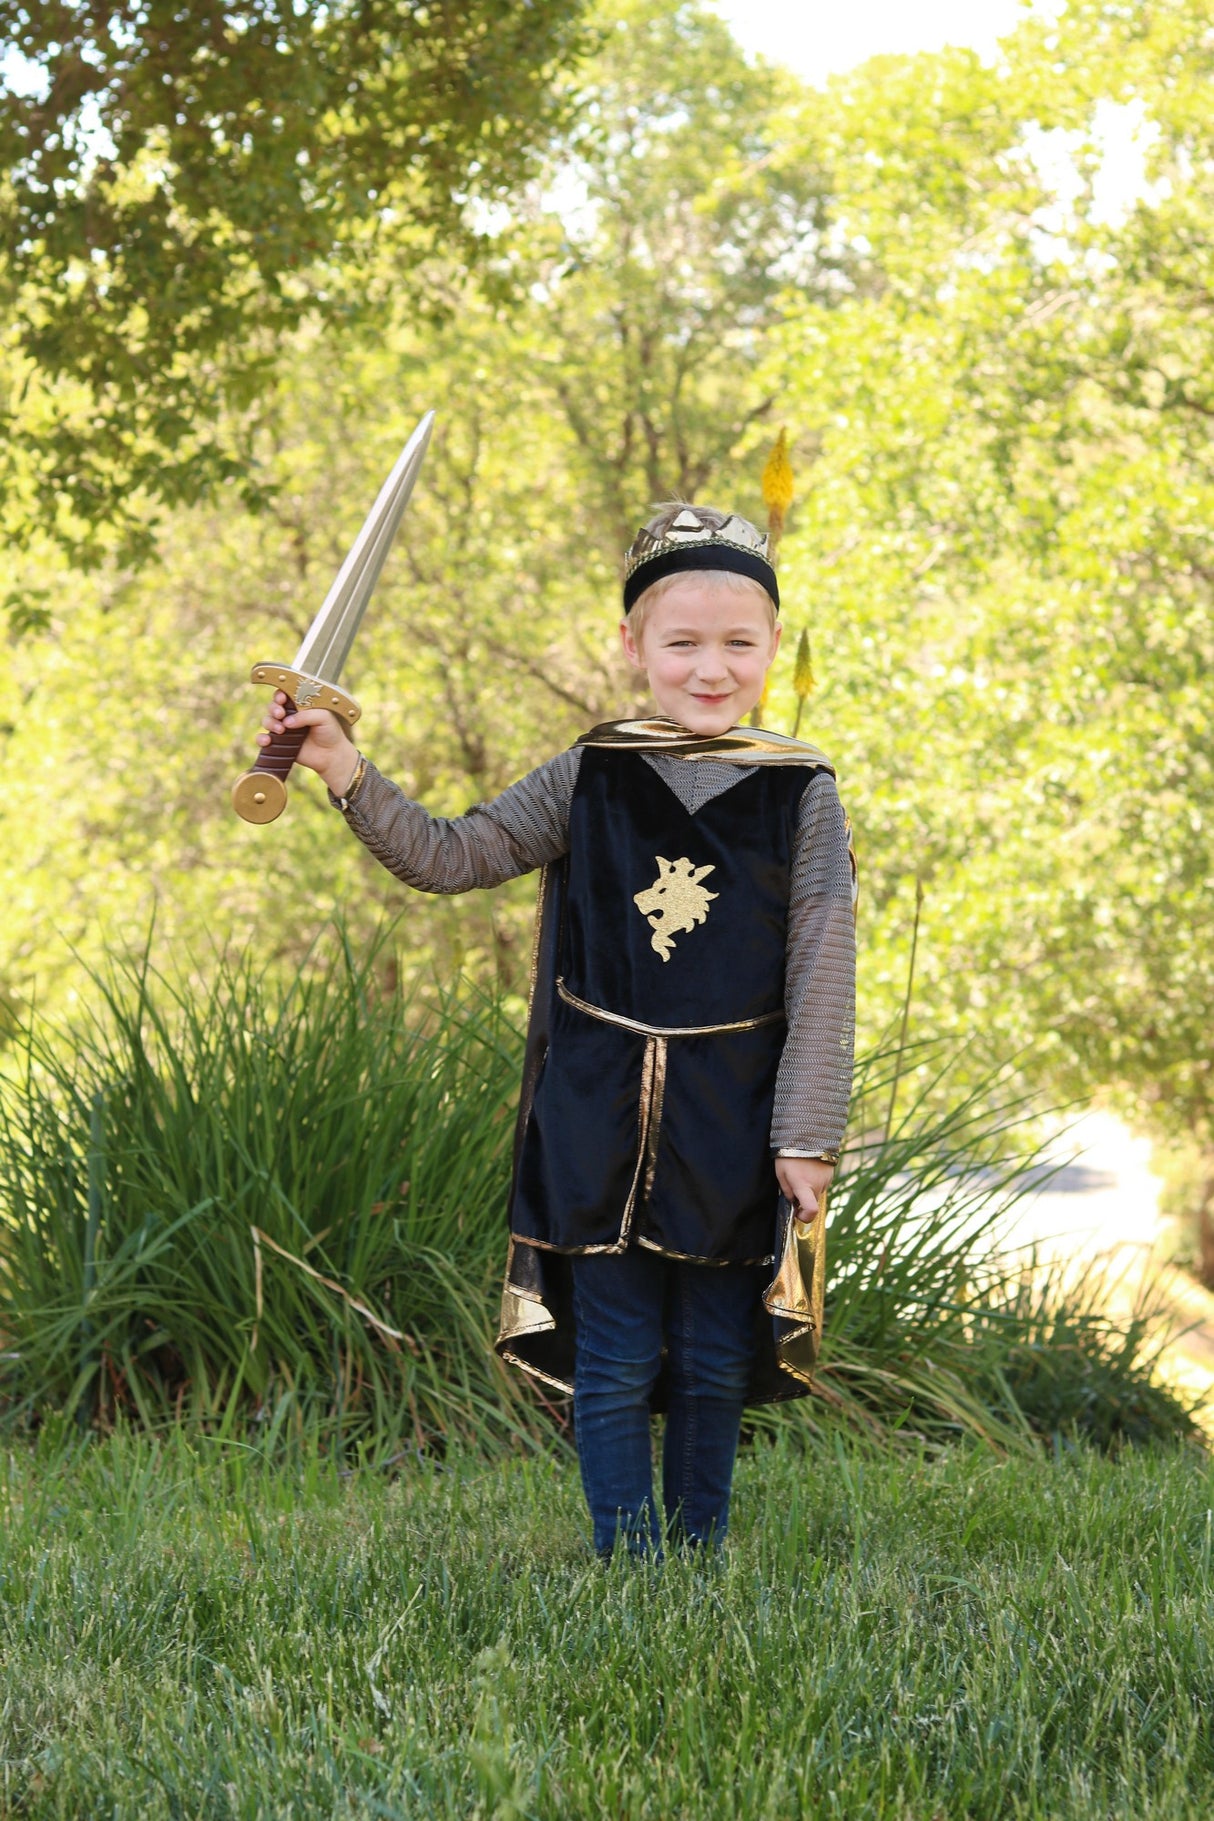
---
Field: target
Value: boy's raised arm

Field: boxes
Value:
[338,747,580,893]
[259,693,578,892]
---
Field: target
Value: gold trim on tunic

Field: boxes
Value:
[523,862,551,1026]
[618,1035,656,1248]
[498,1349,574,1396]
[634,1235,773,1267]
[510,1231,772,1267]
[642,1037,667,1202]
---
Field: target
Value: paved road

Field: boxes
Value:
[998,1111,1214,1418]
[999,1111,1163,1262]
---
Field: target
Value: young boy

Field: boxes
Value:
[260,503,856,1557]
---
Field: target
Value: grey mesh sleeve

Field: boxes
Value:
[337,747,580,892]
[772,771,857,1156]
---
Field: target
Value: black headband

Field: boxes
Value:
[623,544,780,614]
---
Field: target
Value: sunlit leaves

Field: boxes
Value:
[760,6,1214,1144]
[0,1,592,549]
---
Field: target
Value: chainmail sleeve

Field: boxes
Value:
[337,747,581,891]
[773,772,857,1157]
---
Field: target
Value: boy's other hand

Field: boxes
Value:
[775,1156,834,1223]
[258,691,361,797]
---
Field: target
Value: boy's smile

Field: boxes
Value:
[620,577,781,738]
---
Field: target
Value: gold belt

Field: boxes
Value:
[549,980,785,1250]
[555,978,784,1039]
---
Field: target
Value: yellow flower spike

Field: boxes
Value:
[761,427,794,549]
[791,628,815,737]
[794,628,815,700]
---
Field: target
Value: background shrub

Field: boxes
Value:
[0,934,1201,1454]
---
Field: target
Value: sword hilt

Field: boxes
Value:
[232,662,361,825]
[231,695,307,823]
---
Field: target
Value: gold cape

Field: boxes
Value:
[577,716,835,770]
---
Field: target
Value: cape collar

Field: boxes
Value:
[576,717,834,771]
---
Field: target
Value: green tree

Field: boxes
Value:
[758,3,1214,1267]
[515,0,836,554]
[1,1,832,1011]
[0,0,591,558]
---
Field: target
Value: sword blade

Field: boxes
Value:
[292,409,435,683]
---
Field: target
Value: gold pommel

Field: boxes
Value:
[249,663,361,725]
[232,771,289,824]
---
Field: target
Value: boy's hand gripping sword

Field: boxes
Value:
[232,410,435,823]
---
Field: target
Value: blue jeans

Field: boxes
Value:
[570,1248,767,1558]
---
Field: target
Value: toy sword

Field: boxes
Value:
[231,409,435,823]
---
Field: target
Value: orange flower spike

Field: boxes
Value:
[748,669,771,729]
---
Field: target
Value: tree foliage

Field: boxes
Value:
[510,0,834,551]
[751,1,1214,1247]
[0,0,590,555]
[1,0,834,1003]
[6,0,1214,1261]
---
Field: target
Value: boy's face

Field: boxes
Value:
[620,578,781,737]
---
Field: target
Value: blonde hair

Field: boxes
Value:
[628,568,776,647]
[626,501,777,645]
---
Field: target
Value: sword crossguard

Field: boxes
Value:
[247,664,361,725]
[232,662,363,825]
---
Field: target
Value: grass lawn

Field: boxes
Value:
[2,1430,1212,1819]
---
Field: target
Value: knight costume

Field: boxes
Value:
[332,503,856,1409]
[335,711,856,1406]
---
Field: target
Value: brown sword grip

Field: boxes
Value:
[231,695,306,823]
[254,696,309,780]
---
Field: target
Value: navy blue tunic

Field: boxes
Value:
[510,748,810,1263]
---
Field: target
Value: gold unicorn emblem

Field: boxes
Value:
[633,856,718,962]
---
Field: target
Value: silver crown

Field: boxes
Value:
[623,507,771,581]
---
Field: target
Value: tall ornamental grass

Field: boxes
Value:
[0,936,530,1454]
[0,935,1201,1453]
